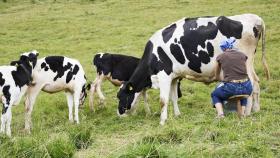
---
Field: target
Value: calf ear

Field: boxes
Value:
[126,82,134,93]
[86,82,91,90]
[10,60,19,66]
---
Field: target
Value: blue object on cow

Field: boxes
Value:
[220,37,236,51]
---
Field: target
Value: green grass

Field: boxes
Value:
[0,0,280,157]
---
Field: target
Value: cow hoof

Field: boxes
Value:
[174,112,181,117]
[145,112,151,117]
[159,121,165,126]
[20,128,31,135]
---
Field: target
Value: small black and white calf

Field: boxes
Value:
[0,50,38,136]
[89,53,182,115]
[24,55,87,133]
[117,14,269,125]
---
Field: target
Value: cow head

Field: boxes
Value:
[79,83,87,106]
[117,82,141,116]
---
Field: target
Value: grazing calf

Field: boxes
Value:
[89,53,182,114]
[117,14,269,125]
[24,56,87,133]
[0,50,38,136]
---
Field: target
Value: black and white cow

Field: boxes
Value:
[117,14,269,125]
[24,56,87,133]
[0,50,39,136]
[89,52,182,115]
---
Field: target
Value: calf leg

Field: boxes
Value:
[5,106,12,137]
[170,79,180,117]
[95,74,105,105]
[89,80,97,111]
[142,90,151,116]
[158,73,172,126]
[66,92,74,122]
[73,89,81,124]
[1,95,14,137]
[24,84,43,133]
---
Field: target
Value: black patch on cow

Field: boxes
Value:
[207,42,214,57]
[73,65,79,75]
[180,18,218,73]
[41,62,46,69]
[0,72,5,86]
[216,16,243,39]
[66,64,80,83]
[12,65,32,88]
[2,85,11,114]
[174,38,177,43]
[253,26,258,38]
[170,43,185,64]
[45,56,73,81]
[41,62,49,71]
[93,53,140,82]
[93,54,111,76]
[162,23,177,43]
[157,46,173,75]
[198,50,210,64]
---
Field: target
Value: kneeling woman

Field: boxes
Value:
[211,38,253,118]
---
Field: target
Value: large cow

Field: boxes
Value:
[24,56,87,133]
[89,52,182,115]
[117,14,269,125]
[0,50,39,136]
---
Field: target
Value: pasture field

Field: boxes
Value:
[0,0,280,157]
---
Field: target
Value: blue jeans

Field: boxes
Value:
[211,80,253,107]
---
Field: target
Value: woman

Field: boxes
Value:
[211,37,253,118]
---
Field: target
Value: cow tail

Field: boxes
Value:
[261,19,270,80]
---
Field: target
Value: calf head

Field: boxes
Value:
[80,83,87,106]
[10,50,39,85]
[11,50,39,70]
[117,82,141,116]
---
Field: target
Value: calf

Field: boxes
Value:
[0,50,38,136]
[89,53,182,115]
[117,14,269,125]
[24,55,87,133]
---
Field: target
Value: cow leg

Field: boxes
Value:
[170,79,180,117]
[24,84,43,133]
[251,68,260,112]
[158,73,172,125]
[73,88,81,124]
[142,90,151,116]
[244,65,256,116]
[66,92,74,122]
[95,74,105,105]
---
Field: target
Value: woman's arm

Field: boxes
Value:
[214,61,221,81]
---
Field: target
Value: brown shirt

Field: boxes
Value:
[216,49,248,82]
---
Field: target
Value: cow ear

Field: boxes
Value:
[10,61,19,66]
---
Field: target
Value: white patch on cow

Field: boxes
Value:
[98,53,105,58]
[151,75,159,89]
[21,50,39,57]
[130,92,141,110]
[196,17,217,27]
